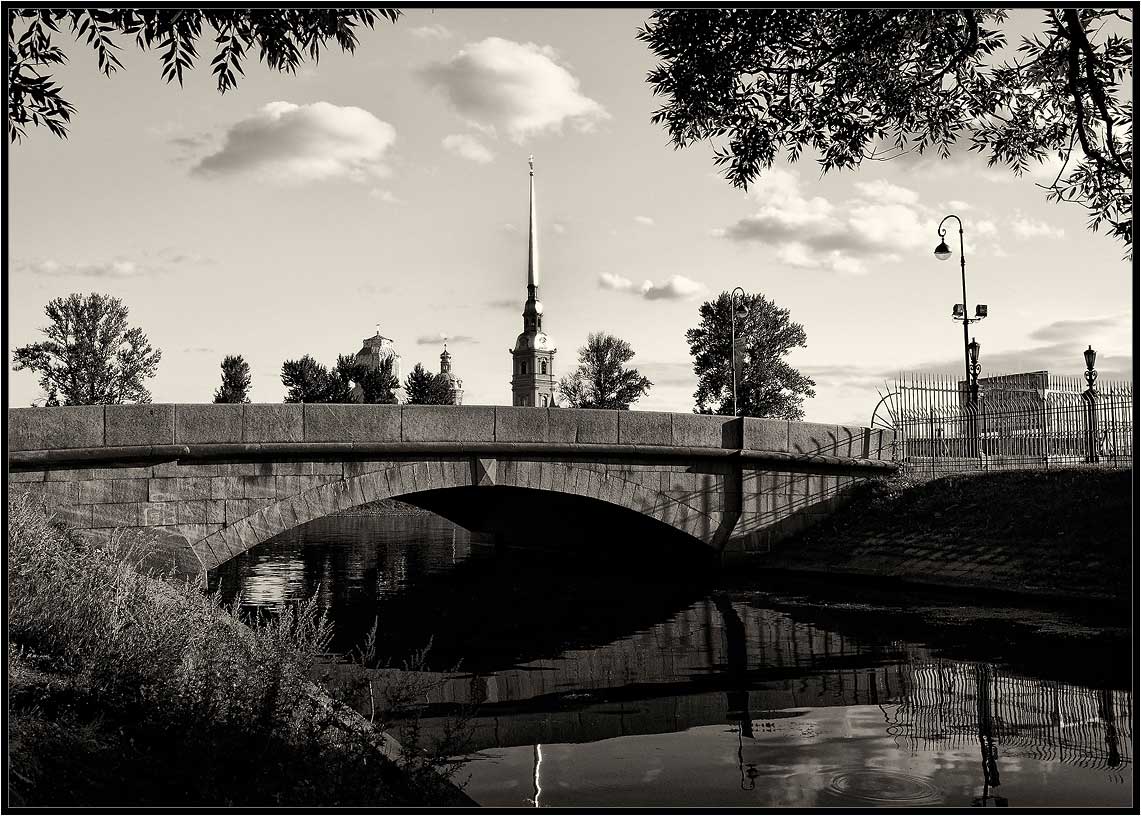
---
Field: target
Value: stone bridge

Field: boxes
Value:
[8,405,894,578]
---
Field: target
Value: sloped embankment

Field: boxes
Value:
[764,468,1133,602]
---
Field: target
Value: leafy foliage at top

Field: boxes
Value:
[687,291,815,419]
[557,332,653,410]
[12,292,162,406]
[213,354,252,404]
[280,354,399,404]
[639,9,1133,248]
[403,363,455,405]
[7,9,400,142]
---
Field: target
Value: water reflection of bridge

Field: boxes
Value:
[391,601,1130,782]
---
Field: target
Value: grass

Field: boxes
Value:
[6,490,472,806]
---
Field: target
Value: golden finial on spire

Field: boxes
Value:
[528,154,534,175]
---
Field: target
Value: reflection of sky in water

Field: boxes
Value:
[211,514,1131,808]
[463,704,1131,808]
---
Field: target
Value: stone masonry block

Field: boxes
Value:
[225,499,251,524]
[238,475,277,499]
[401,405,494,443]
[150,462,222,478]
[9,406,104,451]
[243,403,304,443]
[109,479,149,503]
[174,404,244,444]
[150,477,211,503]
[178,501,208,525]
[303,404,401,443]
[743,418,789,453]
[7,470,45,483]
[494,406,548,442]
[618,411,672,446]
[837,426,871,459]
[671,414,742,449]
[45,469,92,482]
[92,466,153,480]
[78,480,114,504]
[788,422,840,456]
[548,409,577,443]
[570,409,619,444]
[205,499,226,524]
[91,502,140,528]
[140,502,178,526]
[105,404,174,447]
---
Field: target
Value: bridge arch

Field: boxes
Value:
[195,458,716,571]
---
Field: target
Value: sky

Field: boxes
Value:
[6,9,1134,425]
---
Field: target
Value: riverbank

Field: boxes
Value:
[5,492,471,807]
[761,468,1132,603]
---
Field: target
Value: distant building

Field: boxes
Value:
[439,343,463,405]
[510,155,557,407]
[353,327,402,402]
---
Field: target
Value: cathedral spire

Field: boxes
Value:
[527,154,538,294]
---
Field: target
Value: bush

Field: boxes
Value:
[6,491,468,806]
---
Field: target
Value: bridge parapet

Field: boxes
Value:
[9,404,893,461]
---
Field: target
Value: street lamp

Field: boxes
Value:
[968,337,981,400]
[1083,344,1099,464]
[730,287,747,416]
[934,214,987,404]
[1084,345,1098,390]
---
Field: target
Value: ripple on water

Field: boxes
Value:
[820,769,944,807]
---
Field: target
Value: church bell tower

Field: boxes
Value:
[510,155,557,407]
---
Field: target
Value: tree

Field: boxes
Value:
[281,355,329,403]
[8,9,400,142]
[403,363,452,405]
[281,353,398,403]
[12,292,161,405]
[639,9,1133,248]
[213,354,251,403]
[346,356,401,404]
[557,332,653,410]
[686,292,815,419]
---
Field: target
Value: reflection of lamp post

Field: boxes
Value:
[730,287,747,416]
[1083,345,1099,463]
[934,215,987,404]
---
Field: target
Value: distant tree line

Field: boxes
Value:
[14,291,816,420]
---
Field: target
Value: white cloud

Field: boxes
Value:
[947,199,972,210]
[15,257,153,278]
[598,272,634,291]
[599,271,705,299]
[640,274,705,300]
[1011,214,1065,239]
[422,37,608,141]
[552,222,567,235]
[193,101,396,183]
[442,133,494,164]
[411,24,452,40]
[853,180,919,205]
[368,188,400,203]
[975,219,998,236]
[634,215,655,226]
[720,168,929,274]
[416,332,478,345]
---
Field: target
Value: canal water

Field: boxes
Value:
[210,513,1133,808]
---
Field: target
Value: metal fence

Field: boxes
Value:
[874,371,1133,476]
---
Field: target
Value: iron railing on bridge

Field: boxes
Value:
[876,371,1133,477]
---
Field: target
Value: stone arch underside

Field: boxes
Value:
[194,459,721,571]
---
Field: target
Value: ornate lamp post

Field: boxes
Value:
[966,337,982,457]
[934,215,987,405]
[730,287,748,416]
[1083,345,1099,463]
